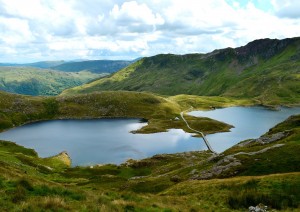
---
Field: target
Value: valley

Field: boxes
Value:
[0,36,299,211]
[0,67,104,96]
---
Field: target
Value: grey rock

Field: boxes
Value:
[238,131,288,147]
[190,169,198,175]
[249,203,267,212]
[249,206,255,211]
[129,176,147,180]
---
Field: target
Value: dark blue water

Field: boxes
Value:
[188,106,300,152]
[0,107,299,166]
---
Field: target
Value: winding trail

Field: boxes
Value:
[180,112,217,154]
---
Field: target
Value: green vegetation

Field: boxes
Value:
[0,37,299,210]
[0,113,299,211]
[0,90,238,135]
[52,60,132,73]
[223,115,300,176]
[0,67,105,96]
[63,37,300,106]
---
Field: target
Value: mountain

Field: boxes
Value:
[0,67,104,96]
[62,37,300,105]
[0,59,134,74]
[25,60,66,69]
[52,60,133,73]
[0,61,65,69]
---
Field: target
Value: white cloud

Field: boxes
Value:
[0,0,299,63]
[110,1,164,26]
[274,0,300,18]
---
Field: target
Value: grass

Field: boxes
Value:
[0,90,236,135]
[227,178,300,210]
[221,115,300,177]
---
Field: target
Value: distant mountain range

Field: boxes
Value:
[0,59,134,74]
[0,61,65,69]
[51,60,133,73]
[0,59,134,95]
[0,67,104,96]
[62,37,300,105]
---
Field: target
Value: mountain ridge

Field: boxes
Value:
[0,59,134,74]
[52,59,133,73]
[62,37,300,106]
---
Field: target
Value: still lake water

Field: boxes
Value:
[188,106,300,152]
[0,107,299,166]
[0,119,204,166]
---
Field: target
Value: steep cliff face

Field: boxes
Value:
[235,37,298,59]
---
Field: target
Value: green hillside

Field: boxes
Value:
[0,67,104,96]
[52,60,132,73]
[0,90,240,136]
[63,37,300,106]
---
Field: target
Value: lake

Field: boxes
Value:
[188,106,300,152]
[0,106,299,166]
[0,119,205,166]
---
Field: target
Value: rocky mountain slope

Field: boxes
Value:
[63,37,300,105]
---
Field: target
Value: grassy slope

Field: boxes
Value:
[0,114,299,211]
[0,67,104,96]
[62,37,300,106]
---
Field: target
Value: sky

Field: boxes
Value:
[0,0,300,63]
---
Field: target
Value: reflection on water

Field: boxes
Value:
[188,106,300,152]
[0,106,299,166]
[0,119,205,166]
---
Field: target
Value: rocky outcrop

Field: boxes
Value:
[235,37,297,59]
[51,151,72,167]
[191,154,241,180]
[249,203,268,212]
[191,134,286,180]
[238,131,289,147]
